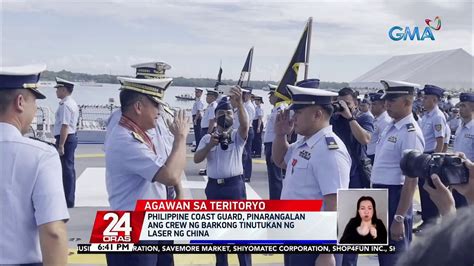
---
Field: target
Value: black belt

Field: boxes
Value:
[208,175,243,185]
[424,151,434,154]
[54,133,77,138]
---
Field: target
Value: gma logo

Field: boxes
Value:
[388,26,436,41]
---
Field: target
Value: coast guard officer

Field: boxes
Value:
[367,92,391,164]
[192,87,204,151]
[371,80,425,266]
[415,84,446,233]
[54,77,79,208]
[452,92,474,207]
[272,79,351,266]
[263,84,287,199]
[194,86,251,266]
[105,76,189,266]
[0,65,69,265]
[201,89,218,137]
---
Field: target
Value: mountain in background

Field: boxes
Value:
[41,69,349,90]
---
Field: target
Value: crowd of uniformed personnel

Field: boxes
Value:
[1,62,474,266]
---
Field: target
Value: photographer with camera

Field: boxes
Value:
[193,86,251,266]
[370,80,425,266]
[396,154,474,266]
[331,87,374,189]
[415,84,448,233]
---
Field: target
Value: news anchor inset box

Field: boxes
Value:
[337,189,389,245]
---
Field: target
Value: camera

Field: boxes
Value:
[332,102,345,113]
[400,150,469,187]
[215,130,232,150]
[217,85,234,96]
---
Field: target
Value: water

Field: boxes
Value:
[37,82,275,121]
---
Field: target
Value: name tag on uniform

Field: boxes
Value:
[388,136,397,143]
[299,150,311,160]
[465,134,474,139]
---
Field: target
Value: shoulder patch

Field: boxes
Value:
[435,124,442,132]
[406,123,415,132]
[131,132,145,144]
[325,136,339,150]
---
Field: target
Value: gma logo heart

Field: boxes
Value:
[425,16,441,31]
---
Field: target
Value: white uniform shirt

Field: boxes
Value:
[448,116,461,133]
[233,101,255,130]
[421,106,446,152]
[0,123,69,264]
[454,120,474,161]
[197,130,246,178]
[281,126,351,200]
[367,111,391,156]
[372,114,425,185]
[255,105,264,120]
[54,96,79,136]
[263,103,288,143]
[201,101,217,129]
[192,98,204,116]
[105,123,167,210]
[104,109,121,150]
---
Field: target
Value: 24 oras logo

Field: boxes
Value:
[389,16,441,41]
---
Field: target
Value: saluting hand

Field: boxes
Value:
[169,109,190,139]
[274,110,293,136]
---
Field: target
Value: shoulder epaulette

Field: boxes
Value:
[131,132,145,144]
[406,123,415,132]
[325,136,339,150]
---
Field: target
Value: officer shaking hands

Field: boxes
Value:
[0,65,69,265]
[193,85,251,266]
[272,79,351,266]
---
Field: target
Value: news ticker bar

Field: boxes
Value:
[78,244,396,254]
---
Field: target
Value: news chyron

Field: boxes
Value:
[77,199,395,254]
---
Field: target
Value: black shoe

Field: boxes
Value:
[191,148,196,152]
[244,177,250,183]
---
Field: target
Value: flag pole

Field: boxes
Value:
[304,17,312,79]
[246,47,254,87]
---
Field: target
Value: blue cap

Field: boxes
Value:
[55,77,74,90]
[295,78,320,89]
[460,93,474,102]
[368,93,384,102]
[215,97,232,113]
[287,79,337,110]
[0,64,47,99]
[422,84,445,98]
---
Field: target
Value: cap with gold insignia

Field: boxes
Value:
[460,92,474,103]
[117,76,172,105]
[286,79,337,110]
[131,61,171,79]
[422,84,445,99]
[380,80,420,100]
[54,77,75,90]
[0,64,47,99]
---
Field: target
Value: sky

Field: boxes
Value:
[0,0,472,82]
